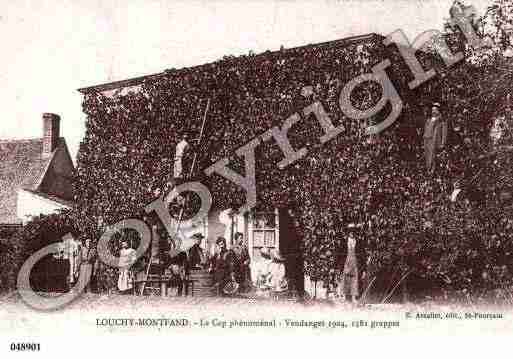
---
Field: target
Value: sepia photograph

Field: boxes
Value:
[1,0,513,356]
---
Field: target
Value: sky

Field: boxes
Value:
[1,0,492,162]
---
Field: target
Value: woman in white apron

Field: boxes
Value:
[269,250,287,292]
[255,248,273,295]
[117,239,136,293]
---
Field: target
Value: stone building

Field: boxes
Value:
[0,113,75,229]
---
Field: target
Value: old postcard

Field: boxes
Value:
[1,0,513,356]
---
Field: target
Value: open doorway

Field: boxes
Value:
[279,207,304,293]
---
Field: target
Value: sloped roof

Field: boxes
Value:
[21,189,74,208]
[0,139,54,224]
[77,33,381,94]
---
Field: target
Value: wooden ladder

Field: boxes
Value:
[140,98,211,296]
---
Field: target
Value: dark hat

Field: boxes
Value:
[216,236,226,245]
[347,223,357,232]
[347,222,363,233]
[191,233,204,240]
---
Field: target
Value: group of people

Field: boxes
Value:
[210,234,288,296]
[73,215,365,302]
[188,232,286,296]
[77,37,406,302]
[109,229,247,296]
[78,25,502,301]
[115,227,366,301]
[109,228,291,297]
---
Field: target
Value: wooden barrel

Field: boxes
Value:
[188,269,217,297]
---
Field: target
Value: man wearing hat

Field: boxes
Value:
[188,233,206,270]
[424,102,448,173]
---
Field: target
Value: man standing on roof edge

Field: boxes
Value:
[424,102,447,173]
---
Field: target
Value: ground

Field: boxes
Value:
[0,291,512,336]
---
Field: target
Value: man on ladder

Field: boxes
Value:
[140,98,211,296]
[174,133,190,182]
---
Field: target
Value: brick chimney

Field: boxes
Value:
[42,113,61,158]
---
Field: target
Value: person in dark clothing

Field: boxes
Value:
[424,102,447,173]
[335,224,367,303]
[161,237,188,296]
[210,237,237,295]
[168,250,188,296]
[79,238,97,293]
[188,233,206,269]
[232,232,251,292]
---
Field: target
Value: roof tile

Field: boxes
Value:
[0,139,53,224]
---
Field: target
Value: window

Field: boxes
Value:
[248,209,279,260]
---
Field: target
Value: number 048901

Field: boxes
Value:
[10,343,41,351]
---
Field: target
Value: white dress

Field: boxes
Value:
[269,262,286,292]
[254,258,286,292]
[117,248,136,291]
[254,258,272,290]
